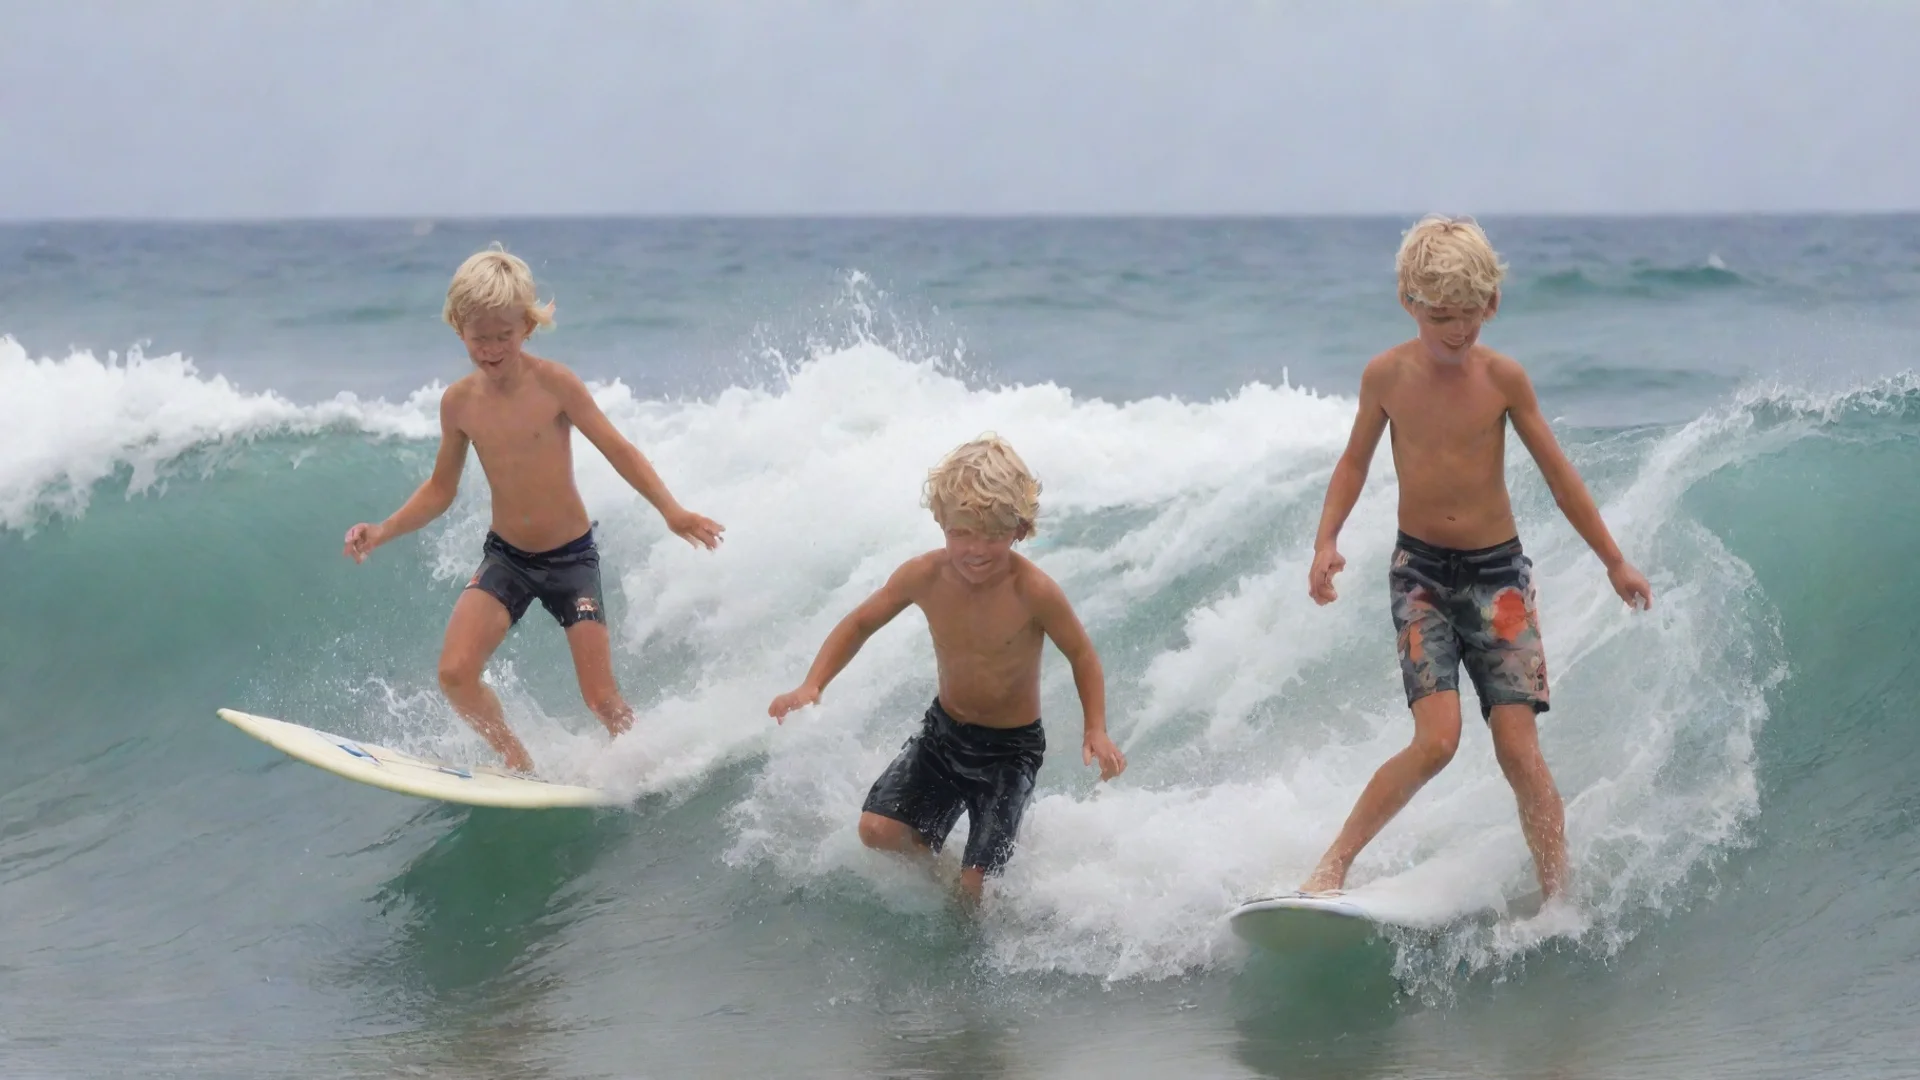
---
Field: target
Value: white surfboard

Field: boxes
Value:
[217,708,622,809]
[1228,892,1406,952]
[1228,885,1544,953]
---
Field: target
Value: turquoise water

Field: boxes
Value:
[2,217,1918,1078]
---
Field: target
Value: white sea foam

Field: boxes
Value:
[2,327,1803,989]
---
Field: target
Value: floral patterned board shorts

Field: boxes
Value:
[1389,531,1549,720]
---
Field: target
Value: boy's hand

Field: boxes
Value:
[768,685,820,723]
[1083,730,1126,781]
[1308,545,1346,605]
[343,523,383,564]
[667,508,725,550]
[1608,561,1654,610]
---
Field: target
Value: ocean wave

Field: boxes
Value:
[1525,256,1752,302]
[17,331,1917,989]
[0,335,438,531]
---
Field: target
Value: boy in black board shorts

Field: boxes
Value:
[769,436,1127,907]
[343,245,724,774]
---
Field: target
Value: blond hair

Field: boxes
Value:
[923,434,1041,537]
[443,243,556,332]
[1396,215,1507,310]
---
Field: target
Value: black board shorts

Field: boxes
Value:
[465,526,607,628]
[862,698,1046,875]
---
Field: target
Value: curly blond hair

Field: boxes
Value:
[1396,215,1507,310]
[444,243,556,332]
[923,434,1041,537]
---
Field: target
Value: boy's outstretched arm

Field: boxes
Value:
[1030,573,1124,781]
[768,560,924,722]
[1494,357,1653,609]
[551,366,725,550]
[1309,358,1391,605]
[344,392,468,562]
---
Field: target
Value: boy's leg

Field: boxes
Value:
[1458,544,1561,897]
[1299,690,1462,893]
[860,705,965,865]
[438,589,534,773]
[1487,703,1567,899]
[858,812,935,856]
[955,735,1044,909]
[530,536,631,738]
[563,620,633,737]
[957,867,988,908]
[1302,542,1463,894]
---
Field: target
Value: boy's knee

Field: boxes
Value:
[1410,728,1460,774]
[1492,735,1544,777]
[437,659,480,693]
[858,813,905,851]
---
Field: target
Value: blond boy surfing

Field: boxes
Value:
[769,436,1126,906]
[344,245,723,774]
[1300,216,1652,901]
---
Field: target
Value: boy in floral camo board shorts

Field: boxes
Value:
[1299,216,1654,902]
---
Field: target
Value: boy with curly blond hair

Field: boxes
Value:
[769,435,1126,905]
[1299,216,1653,902]
[343,244,724,775]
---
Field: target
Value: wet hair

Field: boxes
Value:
[922,434,1042,538]
[444,243,556,332]
[1396,215,1507,310]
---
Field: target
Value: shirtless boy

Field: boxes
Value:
[767,436,1127,905]
[343,245,724,774]
[1299,216,1653,901]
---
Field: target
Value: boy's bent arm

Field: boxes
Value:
[1316,359,1390,549]
[549,365,722,547]
[349,393,467,559]
[1028,571,1124,780]
[1308,358,1390,604]
[1495,358,1625,567]
[1498,357,1653,608]
[769,560,923,720]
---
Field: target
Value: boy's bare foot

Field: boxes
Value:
[1297,859,1348,895]
[465,716,534,774]
[599,706,634,738]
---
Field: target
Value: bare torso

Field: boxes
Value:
[908,553,1047,728]
[1377,342,1521,549]
[447,356,594,552]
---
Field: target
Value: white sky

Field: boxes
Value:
[3,0,1916,218]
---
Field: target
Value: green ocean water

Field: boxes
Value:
[2,217,1917,1078]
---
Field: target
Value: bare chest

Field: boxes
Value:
[460,392,571,463]
[1382,375,1509,453]
[923,584,1040,660]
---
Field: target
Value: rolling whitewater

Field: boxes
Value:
[3,217,1917,1078]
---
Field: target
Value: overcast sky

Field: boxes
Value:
[3,1,1915,219]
